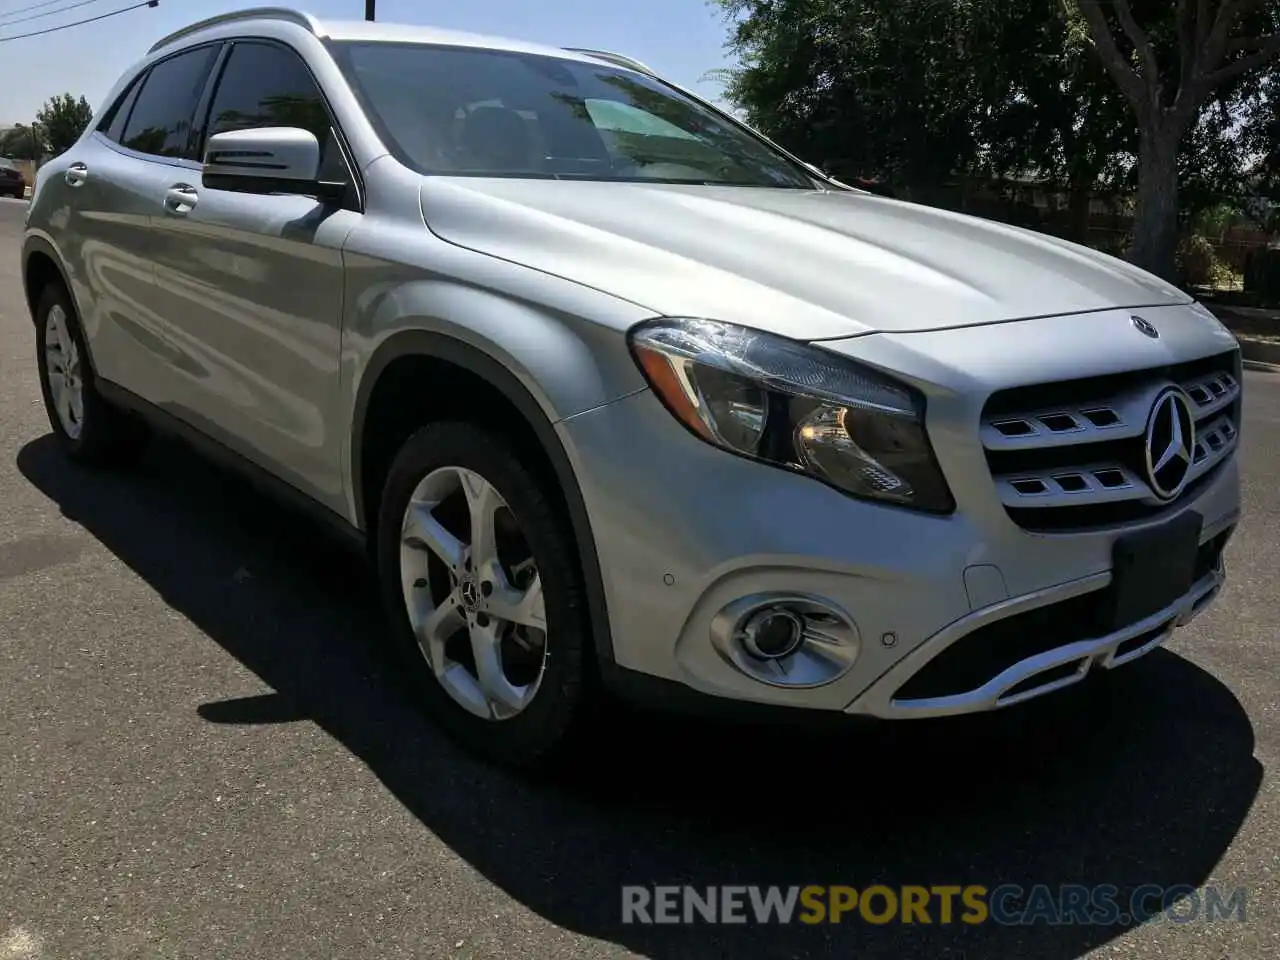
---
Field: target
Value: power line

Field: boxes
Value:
[0,0,154,42]
[0,0,92,19]
[0,0,109,29]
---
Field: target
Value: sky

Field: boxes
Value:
[0,0,739,125]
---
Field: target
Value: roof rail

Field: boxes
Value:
[148,7,322,53]
[562,47,656,76]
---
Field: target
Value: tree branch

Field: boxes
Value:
[1113,0,1162,103]
[1227,34,1280,52]
[1178,0,1199,88]
[1206,34,1280,86]
[1177,0,1264,112]
[1202,0,1266,67]
[1077,0,1148,113]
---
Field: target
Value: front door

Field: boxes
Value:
[146,39,360,511]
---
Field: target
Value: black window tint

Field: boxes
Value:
[204,41,344,179]
[120,46,218,158]
[99,76,143,143]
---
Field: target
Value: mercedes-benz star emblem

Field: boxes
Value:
[459,578,480,610]
[1144,387,1196,500]
[1132,315,1159,338]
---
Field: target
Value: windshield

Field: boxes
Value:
[331,41,817,188]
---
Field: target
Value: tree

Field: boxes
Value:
[1072,0,1280,279]
[979,9,1135,242]
[0,123,46,161]
[35,93,93,156]
[711,1,1139,221]
[713,1,1028,188]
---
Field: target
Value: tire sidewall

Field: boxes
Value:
[375,422,589,764]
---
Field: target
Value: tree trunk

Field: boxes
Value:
[1129,128,1181,281]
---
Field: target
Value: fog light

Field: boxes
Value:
[740,608,805,660]
[709,592,860,688]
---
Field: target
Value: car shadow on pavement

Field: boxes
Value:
[18,432,1263,960]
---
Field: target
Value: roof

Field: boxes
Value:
[147,7,646,73]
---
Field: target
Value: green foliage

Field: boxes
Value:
[711,0,1130,193]
[0,123,45,160]
[34,93,93,156]
[711,0,1279,231]
[1177,234,1241,289]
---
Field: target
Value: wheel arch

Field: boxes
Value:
[22,235,104,382]
[22,235,71,321]
[352,330,616,664]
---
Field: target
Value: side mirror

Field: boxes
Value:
[202,127,344,202]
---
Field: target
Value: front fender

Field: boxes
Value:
[343,318,643,667]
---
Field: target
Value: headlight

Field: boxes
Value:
[628,318,954,513]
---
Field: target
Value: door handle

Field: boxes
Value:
[64,163,87,187]
[163,184,198,215]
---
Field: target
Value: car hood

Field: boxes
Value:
[419,177,1190,340]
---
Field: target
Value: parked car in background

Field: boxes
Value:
[21,8,1244,769]
[0,157,25,198]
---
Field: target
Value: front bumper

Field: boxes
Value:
[845,519,1231,718]
[556,305,1242,718]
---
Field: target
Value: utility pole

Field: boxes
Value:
[365,1,375,20]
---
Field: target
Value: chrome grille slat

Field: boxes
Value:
[981,376,1240,452]
[994,463,1151,509]
[982,351,1241,529]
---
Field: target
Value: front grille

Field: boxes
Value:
[893,527,1230,702]
[981,349,1241,531]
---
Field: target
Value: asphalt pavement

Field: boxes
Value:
[0,195,1277,959]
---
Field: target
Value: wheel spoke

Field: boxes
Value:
[51,310,72,358]
[402,501,465,572]
[417,591,464,676]
[54,383,73,427]
[469,621,527,713]
[45,342,64,375]
[459,469,503,569]
[487,573,546,632]
[68,386,84,426]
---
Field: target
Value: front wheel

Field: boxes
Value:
[376,422,592,768]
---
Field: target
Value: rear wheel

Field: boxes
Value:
[35,282,148,463]
[376,421,591,768]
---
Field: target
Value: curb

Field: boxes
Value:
[1244,358,1280,373]
[1239,337,1280,369]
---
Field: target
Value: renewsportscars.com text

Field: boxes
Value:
[621,884,1247,926]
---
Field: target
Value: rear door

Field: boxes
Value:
[145,39,359,507]
[65,44,221,397]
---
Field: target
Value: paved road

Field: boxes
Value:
[0,195,1277,959]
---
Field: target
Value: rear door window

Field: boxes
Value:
[120,45,219,158]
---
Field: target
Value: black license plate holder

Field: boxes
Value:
[1107,510,1202,630]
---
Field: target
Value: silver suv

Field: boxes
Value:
[22,8,1243,767]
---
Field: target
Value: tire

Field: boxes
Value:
[35,281,149,464]
[376,421,592,769]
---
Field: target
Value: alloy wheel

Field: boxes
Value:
[44,304,84,440]
[399,465,549,720]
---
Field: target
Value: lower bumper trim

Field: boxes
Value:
[850,563,1223,719]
